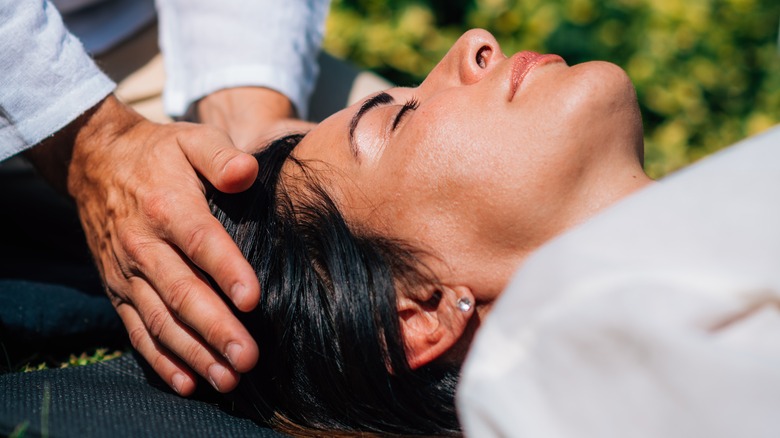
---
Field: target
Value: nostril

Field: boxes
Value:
[476,45,492,69]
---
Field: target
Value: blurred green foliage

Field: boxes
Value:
[324,0,780,177]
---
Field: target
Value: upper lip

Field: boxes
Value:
[508,51,565,101]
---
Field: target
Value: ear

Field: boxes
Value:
[397,284,475,369]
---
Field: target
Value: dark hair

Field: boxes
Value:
[208,134,461,436]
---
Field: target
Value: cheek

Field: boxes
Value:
[407,113,515,232]
[403,110,492,201]
[357,110,488,232]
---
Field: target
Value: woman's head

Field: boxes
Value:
[210,28,652,435]
[209,135,464,435]
[287,29,649,317]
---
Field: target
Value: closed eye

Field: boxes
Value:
[391,97,420,131]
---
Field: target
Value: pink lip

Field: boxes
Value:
[508,51,565,101]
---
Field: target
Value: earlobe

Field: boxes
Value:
[398,285,475,369]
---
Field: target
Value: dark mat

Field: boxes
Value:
[0,353,285,437]
[0,161,127,371]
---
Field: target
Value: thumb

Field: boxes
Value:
[179,125,259,193]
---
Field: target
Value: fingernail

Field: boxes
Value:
[208,363,229,391]
[225,342,243,369]
[172,373,187,395]
[230,283,248,306]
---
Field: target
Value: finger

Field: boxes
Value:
[128,279,242,393]
[178,126,259,193]
[158,196,261,313]
[140,241,259,374]
[115,301,198,396]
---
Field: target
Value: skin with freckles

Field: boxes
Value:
[285,30,653,326]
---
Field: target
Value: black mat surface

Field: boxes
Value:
[0,353,284,437]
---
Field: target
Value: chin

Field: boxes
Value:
[567,61,636,107]
[562,61,643,143]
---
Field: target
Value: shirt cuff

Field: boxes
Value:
[163,62,316,120]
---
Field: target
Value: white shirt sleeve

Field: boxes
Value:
[156,0,331,119]
[457,126,780,438]
[0,0,115,162]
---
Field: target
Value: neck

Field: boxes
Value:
[481,147,654,291]
[567,158,654,229]
[453,137,654,311]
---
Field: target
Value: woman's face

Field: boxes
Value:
[287,29,645,299]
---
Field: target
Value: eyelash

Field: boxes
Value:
[391,97,420,131]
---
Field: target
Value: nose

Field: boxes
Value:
[421,29,503,91]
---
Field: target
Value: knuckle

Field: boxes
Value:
[145,307,171,340]
[105,287,126,307]
[115,220,138,245]
[90,221,143,282]
[102,267,127,293]
[181,342,205,369]
[181,221,214,259]
[116,225,146,258]
[150,353,170,376]
[139,189,175,227]
[201,319,226,346]
[210,143,235,168]
[127,324,149,351]
[165,277,197,315]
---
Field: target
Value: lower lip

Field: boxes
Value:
[508,52,565,101]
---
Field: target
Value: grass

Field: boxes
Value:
[1,337,126,375]
[18,348,124,373]
[9,421,30,438]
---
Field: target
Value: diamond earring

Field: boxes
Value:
[456,297,472,313]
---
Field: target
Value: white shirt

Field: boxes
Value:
[458,125,780,438]
[156,0,329,119]
[0,0,329,162]
[0,1,115,161]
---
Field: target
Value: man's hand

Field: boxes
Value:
[29,94,261,396]
[196,87,314,152]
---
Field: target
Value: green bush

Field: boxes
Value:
[324,0,780,177]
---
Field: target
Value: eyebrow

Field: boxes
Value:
[348,92,394,158]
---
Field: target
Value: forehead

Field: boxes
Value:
[294,103,353,160]
[291,87,416,171]
[284,91,431,231]
[283,98,378,215]
[293,89,384,164]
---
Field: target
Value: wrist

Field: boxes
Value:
[23,94,141,195]
[66,95,146,198]
[74,94,144,146]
